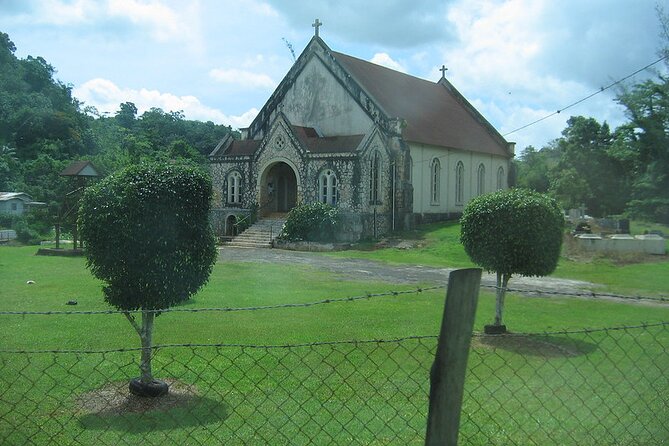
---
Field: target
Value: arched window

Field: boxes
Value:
[319,169,338,206]
[430,158,440,204]
[477,164,486,196]
[455,161,464,204]
[369,151,381,204]
[227,171,242,204]
[497,166,505,190]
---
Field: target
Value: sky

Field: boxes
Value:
[0,0,666,152]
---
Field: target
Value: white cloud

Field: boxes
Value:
[266,0,453,47]
[74,78,257,128]
[209,68,276,89]
[107,0,184,42]
[440,0,647,150]
[249,1,279,17]
[14,0,100,25]
[370,53,407,73]
[5,0,204,50]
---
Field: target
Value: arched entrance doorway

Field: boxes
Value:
[225,215,237,236]
[259,161,298,215]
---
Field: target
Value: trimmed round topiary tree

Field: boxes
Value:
[78,162,217,396]
[460,188,564,334]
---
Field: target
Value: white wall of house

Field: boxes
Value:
[0,198,26,215]
[410,142,509,215]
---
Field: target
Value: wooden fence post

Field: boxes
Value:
[425,268,482,446]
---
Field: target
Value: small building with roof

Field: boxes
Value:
[209,29,514,241]
[0,192,45,215]
[60,160,100,178]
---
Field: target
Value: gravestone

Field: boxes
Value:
[617,219,630,234]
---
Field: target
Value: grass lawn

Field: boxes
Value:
[1,236,668,445]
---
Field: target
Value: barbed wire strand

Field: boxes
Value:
[1,322,666,355]
[0,285,444,316]
[1,284,667,317]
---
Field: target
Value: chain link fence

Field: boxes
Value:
[1,321,668,445]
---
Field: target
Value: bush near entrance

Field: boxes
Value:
[280,202,339,242]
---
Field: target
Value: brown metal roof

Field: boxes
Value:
[60,160,99,177]
[331,51,510,158]
[224,140,260,156]
[291,126,363,153]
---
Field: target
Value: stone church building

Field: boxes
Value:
[210,30,514,242]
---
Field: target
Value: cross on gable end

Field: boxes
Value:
[312,19,322,37]
[440,65,448,79]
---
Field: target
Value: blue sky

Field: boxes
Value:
[0,0,665,151]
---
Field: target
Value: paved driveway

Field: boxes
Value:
[218,247,598,297]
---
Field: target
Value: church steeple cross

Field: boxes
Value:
[439,65,448,79]
[312,18,322,37]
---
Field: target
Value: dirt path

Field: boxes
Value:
[218,247,599,297]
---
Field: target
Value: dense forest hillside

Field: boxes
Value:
[0,32,235,241]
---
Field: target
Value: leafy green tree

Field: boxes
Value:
[515,144,560,193]
[548,116,628,216]
[460,189,564,333]
[616,78,669,223]
[166,139,207,165]
[0,145,19,190]
[79,162,217,396]
[609,8,669,223]
[115,101,138,129]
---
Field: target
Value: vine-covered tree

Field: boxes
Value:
[460,188,564,333]
[616,77,669,223]
[614,6,669,224]
[549,116,629,216]
[79,162,217,396]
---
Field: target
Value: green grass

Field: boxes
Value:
[1,240,668,445]
[329,221,475,268]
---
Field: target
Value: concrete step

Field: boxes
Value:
[227,241,272,248]
[224,217,286,249]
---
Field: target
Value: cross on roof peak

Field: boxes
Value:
[312,18,322,37]
[439,65,448,79]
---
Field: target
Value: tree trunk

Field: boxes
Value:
[139,310,154,383]
[494,272,511,327]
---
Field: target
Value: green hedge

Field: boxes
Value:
[280,202,339,242]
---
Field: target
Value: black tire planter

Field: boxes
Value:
[129,378,169,397]
[484,324,507,335]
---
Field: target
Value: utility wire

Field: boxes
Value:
[503,54,668,137]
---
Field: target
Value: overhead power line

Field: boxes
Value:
[503,54,669,137]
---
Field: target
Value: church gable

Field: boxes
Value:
[246,37,393,142]
[255,115,306,160]
[280,56,373,136]
[254,115,308,178]
[357,126,391,158]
